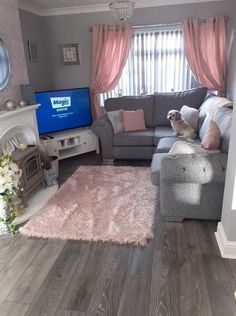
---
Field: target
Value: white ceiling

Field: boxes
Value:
[18,0,222,16]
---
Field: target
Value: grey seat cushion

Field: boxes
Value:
[153,127,175,145]
[150,153,169,186]
[156,137,201,153]
[113,128,155,146]
[153,87,208,126]
[105,95,154,127]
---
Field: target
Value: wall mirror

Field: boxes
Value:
[0,39,10,91]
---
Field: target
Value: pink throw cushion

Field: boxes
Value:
[201,120,221,150]
[123,109,146,132]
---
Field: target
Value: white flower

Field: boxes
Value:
[0,195,7,219]
[0,153,21,193]
[9,161,19,173]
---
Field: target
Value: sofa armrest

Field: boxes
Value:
[91,115,114,160]
[160,153,227,184]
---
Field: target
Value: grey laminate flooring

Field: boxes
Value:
[0,153,236,316]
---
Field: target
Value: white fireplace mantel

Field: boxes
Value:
[0,104,40,149]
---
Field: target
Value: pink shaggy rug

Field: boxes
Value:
[20,166,156,245]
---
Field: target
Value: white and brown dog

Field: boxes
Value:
[167,110,197,140]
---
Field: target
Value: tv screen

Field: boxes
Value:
[35,87,92,134]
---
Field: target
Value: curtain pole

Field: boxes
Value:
[89,16,229,31]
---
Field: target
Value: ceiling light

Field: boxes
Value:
[109,0,135,21]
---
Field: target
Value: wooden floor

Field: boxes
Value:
[0,152,236,316]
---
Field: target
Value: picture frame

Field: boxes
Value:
[61,43,81,65]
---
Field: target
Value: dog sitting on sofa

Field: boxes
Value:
[167,109,197,140]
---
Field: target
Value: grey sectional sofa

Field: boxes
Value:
[92,87,208,160]
[92,87,233,222]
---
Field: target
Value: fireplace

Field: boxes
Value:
[0,105,43,207]
[0,105,58,224]
[12,146,45,207]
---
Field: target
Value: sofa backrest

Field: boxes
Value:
[152,87,208,126]
[104,95,154,127]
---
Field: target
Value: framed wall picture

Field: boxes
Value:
[61,43,81,65]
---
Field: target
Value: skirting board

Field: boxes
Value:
[215,222,236,259]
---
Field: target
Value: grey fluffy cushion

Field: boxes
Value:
[180,105,199,130]
[107,110,124,134]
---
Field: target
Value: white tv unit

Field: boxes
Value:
[41,127,99,160]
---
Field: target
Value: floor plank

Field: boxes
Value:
[202,255,236,316]
[176,221,212,316]
[195,221,220,256]
[60,241,109,312]
[23,240,86,316]
[0,237,45,306]
[117,240,155,316]
[0,301,29,316]
[86,244,130,316]
[149,220,180,316]
[0,235,27,270]
[6,239,66,304]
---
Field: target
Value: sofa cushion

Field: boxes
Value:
[153,87,208,126]
[214,107,232,153]
[150,153,169,186]
[105,95,154,127]
[153,127,175,145]
[107,110,124,134]
[113,128,154,146]
[201,120,221,150]
[156,137,201,153]
[123,109,146,132]
[180,105,199,130]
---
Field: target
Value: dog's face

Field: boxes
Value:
[167,110,182,121]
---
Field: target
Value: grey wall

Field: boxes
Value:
[220,0,236,242]
[19,9,53,91]
[0,0,28,108]
[226,0,236,100]
[19,0,231,91]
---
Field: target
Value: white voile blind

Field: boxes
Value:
[100,27,196,105]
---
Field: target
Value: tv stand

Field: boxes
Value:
[41,127,99,160]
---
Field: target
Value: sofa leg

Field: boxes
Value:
[163,216,184,222]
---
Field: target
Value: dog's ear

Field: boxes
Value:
[176,111,182,120]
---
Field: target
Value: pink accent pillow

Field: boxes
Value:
[201,120,221,149]
[123,109,146,132]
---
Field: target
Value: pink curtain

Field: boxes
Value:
[90,25,133,120]
[183,16,226,96]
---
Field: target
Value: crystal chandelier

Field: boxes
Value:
[109,0,135,21]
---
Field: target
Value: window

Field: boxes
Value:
[100,26,197,104]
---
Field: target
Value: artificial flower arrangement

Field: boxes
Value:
[0,153,22,235]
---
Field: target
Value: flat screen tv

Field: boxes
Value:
[35,87,92,135]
